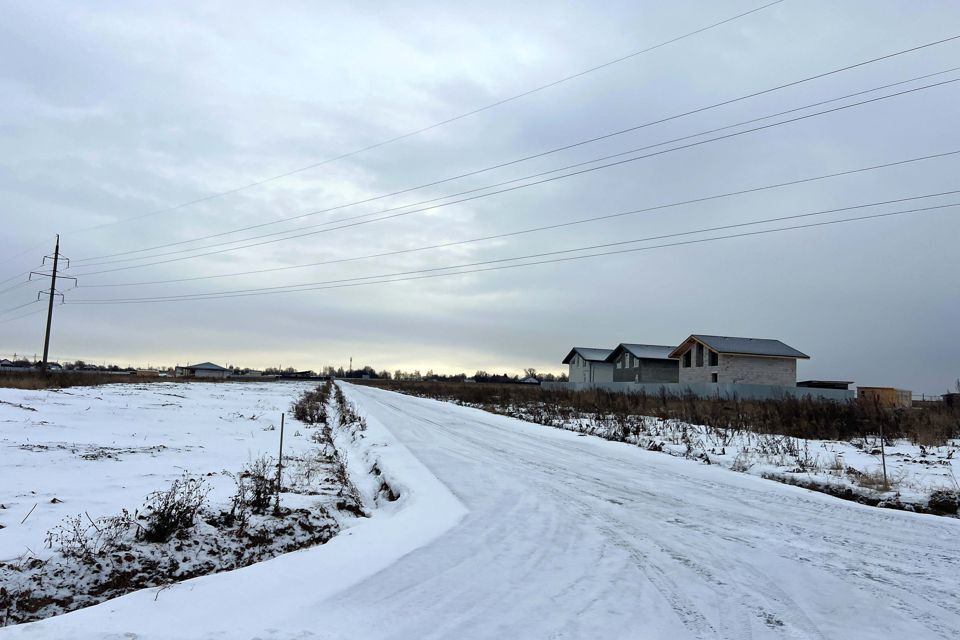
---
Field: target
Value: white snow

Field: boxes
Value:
[549,413,960,508]
[0,381,319,562]
[2,382,959,639]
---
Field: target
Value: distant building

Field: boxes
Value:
[605,344,678,383]
[858,386,912,409]
[669,335,809,386]
[281,370,316,379]
[174,362,229,379]
[232,369,265,378]
[562,347,614,384]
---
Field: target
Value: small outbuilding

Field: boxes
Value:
[605,344,678,383]
[562,347,614,384]
[857,386,912,409]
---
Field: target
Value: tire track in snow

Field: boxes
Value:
[339,385,960,639]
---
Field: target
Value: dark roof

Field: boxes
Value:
[562,347,613,364]
[669,335,810,359]
[606,343,677,362]
[184,362,228,371]
[797,380,853,389]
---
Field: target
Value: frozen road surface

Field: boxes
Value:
[6,383,960,639]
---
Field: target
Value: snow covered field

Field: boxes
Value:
[3,382,960,638]
[1,381,317,562]
[0,380,378,625]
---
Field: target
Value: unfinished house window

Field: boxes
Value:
[696,343,704,367]
[683,351,692,368]
[711,372,719,383]
[709,350,719,366]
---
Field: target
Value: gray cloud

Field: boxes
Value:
[1,0,958,392]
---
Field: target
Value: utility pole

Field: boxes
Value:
[30,235,75,373]
[41,235,60,372]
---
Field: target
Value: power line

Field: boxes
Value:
[0,299,41,317]
[0,240,52,270]
[66,199,958,305]
[0,269,36,287]
[0,279,36,297]
[71,77,960,275]
[76,173,960,289]
[0,306,45,325]
[62,0,786,237]
[0,264,59,297]
[75,76,960,270]
[73,39,960,264]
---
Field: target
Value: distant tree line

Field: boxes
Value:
[3,357,569,383]
[334,365,568,383]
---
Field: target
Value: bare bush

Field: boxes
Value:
[291,382,333,425]
[139,475,210,543]
[45,511,135,559]
[242,456,276,514]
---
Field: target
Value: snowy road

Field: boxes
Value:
[5,383,960,639]
[322,385,960,639]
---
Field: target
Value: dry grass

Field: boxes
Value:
[849,468,901,492]
[0,372,167,390]
[0,372,284,390]
[357,380,960,446]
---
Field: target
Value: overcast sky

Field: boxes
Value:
[1,0,958,391]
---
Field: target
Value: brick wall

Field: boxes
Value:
[720,355,796,385]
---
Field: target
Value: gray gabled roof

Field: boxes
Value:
[184,362,228,371]
[670,335,810,359]
[606,344,677,362]
[562,347,614,364]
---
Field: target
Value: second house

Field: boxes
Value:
[606,343,679,383]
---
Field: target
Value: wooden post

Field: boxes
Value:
[274,413,285,514]
[879,418,888,490]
